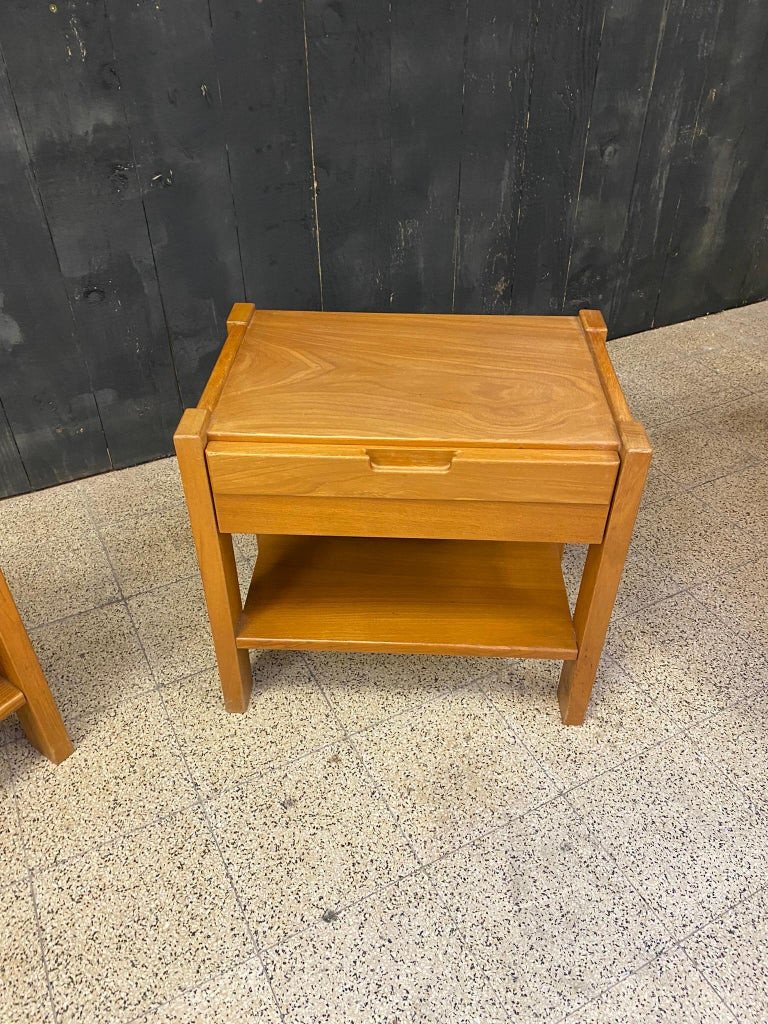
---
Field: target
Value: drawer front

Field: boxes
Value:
[206,442,618,505]
[206,442,618,544]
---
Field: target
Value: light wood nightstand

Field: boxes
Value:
[175,305,650,724]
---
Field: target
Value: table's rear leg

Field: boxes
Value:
[0,569,73,763]
[175,408,252,713]
[558,422,651,724]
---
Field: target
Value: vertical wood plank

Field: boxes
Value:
[307,0,467,312]
[0,401,28,499]
[388,0,467,312]
[610,0,724,336]
[0,1,182,469]
[306,0,393,310]
[0,48,110,493]
[654,1,768,325]
[105,0,246,407]
[511,0,607,314]
[453,0,536,313]
[562,0,669,322]
[210,0,320,310]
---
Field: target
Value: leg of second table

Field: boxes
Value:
[175,408,253,713]
[558,423,651,725]
[0,569,73,764]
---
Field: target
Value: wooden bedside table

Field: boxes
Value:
[175,305,650,725]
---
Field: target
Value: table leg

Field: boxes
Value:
[558,421,651,724]
[175,408,253,713]
[0,569,73,763]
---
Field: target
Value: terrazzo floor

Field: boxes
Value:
[1,302,768,1024]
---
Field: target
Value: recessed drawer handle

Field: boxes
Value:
[366,448,456,473]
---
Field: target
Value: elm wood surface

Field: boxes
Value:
[207,310,620,450]
[176,304,651,723]
[237,535,577,659]
[0,567,73,764]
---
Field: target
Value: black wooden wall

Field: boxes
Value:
[1,0,767,497]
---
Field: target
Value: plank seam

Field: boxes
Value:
[301,0,324,310]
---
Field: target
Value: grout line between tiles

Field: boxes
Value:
[678,946,745,1023]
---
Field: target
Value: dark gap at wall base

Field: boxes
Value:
[1,0,767,498]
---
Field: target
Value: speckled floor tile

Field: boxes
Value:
[9,691,196,866]
[81,456,183,526]
[1,750,26,883]
[351,686,558,862]
[683,887,768,1023]
[99,503,199,596]
[568,948,736,1023]
[127,575,214,685]
[570,737,768,933]
[34,806,253,1024]
[628,489,763,593]
[689,689,768,811]
[0,880,55,1024]
[482,659,677,787]
[307,650,495,733]
[691,462,768,536]
[263,873,507,1023]
[210,742,417,947]
[424,799,669,1020]
[606,591,767,727]
[134,960,281,1024]
[163,656,342,794]
[0,484,119,627]
[28,602,155,727]
[616,362,744,431]
[692,554,768,648]
[652,391,768,488]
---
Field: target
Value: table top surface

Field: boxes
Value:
[207,310,620,450]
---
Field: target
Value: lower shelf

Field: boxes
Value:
[237,535,577,659]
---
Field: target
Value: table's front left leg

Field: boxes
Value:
[175,408,252,713]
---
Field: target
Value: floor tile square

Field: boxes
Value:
[128,576,214,686]
[482,658,677,787]
[568,948,736,1023]
[1,749,27,882]
[35,806,253,1024]
[82,457,183,526]
[307,650,494,734]
[29,602,155,727]
[99,504,199,596]
[569,737,768,933]
[9,691,196,866]
[210,742,417,947]
[606,591,767,726]
[351,686,559,862]
[692,555,768,648]
[133,960,280,1024]
[617,362,740,431]
[263,874,506,1024]
[689,689,768,811]
[684,887,768,1024]
[691,462,768,536]
[0,485,119,627]
[424,799,669,1020]
[163,657,342,794]
[629,490,761,592]
[652,392,768,487]
[0,881,55,1024]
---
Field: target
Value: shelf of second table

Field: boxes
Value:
[236,534,577,659]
